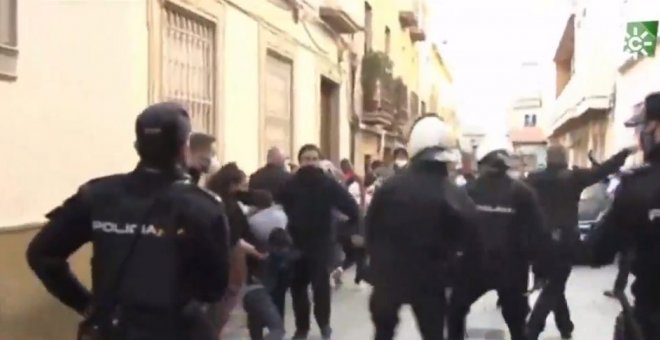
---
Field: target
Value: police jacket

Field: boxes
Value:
[26,165,231,339]
[465,171,552,268]
[365,162,483,293]
[526,149,630,239]
[589,159,660,308]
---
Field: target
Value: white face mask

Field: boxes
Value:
[394,159,408,167]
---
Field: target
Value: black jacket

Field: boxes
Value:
[26,165,230,340]
[365,163,483,294]
[589,161,660,309]
[277,166,359,260]
[525,149,630,241]
[249,164,291,201]
[466,171,553,271]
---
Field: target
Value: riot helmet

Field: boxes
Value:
[407,114,459,164]
[475,134,515,171]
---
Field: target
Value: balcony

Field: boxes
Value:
[550,71,614,135]
[409,27,426,42]
[319,0,363,34]
[399,10,418,28]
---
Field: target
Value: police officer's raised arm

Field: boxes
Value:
[587,178,631,267]
[26,186,93,315]
[574,148,633,190]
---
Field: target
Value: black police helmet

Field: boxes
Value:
[625,92,660,127]
[135,102,191,167]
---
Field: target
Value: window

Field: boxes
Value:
[364,2,373,52]
[384,26,391,55]
[524,114,537,127]
[161,3,217,135]
[0,0,18,79]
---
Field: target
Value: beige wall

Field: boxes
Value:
[0,227,92,340]
[354,129,381,176]
[222,0,351,173]
[0,0,354,226]
[0,1,149,228]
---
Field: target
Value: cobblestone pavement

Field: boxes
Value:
[222,265,623,339]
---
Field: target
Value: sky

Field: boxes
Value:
[427,0,571,133]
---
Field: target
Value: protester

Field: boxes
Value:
[277,144,360,340]
[526,143,635,340]
[188,132,220,185]
[205,162,272,337]
[250,147,292,199]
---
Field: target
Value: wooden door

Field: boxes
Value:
[264,54,293,160]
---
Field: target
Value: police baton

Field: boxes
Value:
[615,290,646,340]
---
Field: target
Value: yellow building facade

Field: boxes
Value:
[0,0,360,338]
[352,0,428,175]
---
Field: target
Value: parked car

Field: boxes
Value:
[574,179,615,264]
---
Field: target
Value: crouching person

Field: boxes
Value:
[244,204,300,340]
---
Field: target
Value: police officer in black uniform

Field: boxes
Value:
[526,139,635,340]
[447,134,553,340]
[366,115,483,340]
[589,92,660,340]
[26,102,231,340]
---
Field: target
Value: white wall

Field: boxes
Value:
[223,6,261,173]
[0,1,148,227]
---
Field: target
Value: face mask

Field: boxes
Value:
[394,159,408,167]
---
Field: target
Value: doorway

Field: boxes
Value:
[320,77,340,162]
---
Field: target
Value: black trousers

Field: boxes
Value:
[290,256,332,333]
[527,262,574,338]
[448,267,529,340]
[341,242,368,283]
[245,286,286,340]
[634,304,660,339]
[613,250,633,293]
[370,285,447,340]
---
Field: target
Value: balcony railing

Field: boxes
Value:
[319,0,363,34]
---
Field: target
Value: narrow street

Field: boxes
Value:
[224,265,623,339]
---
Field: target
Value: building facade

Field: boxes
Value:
[0,0,360,338]
[548,0,620,167]
[419,43,458,136]
[611,0,660,167]
[351,0,428,175]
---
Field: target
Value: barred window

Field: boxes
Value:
[162,4,217,135]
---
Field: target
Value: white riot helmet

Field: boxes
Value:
[475,133,514,167]
[407,114,459,163]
